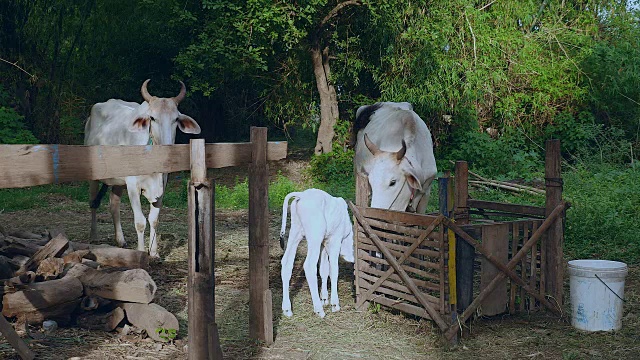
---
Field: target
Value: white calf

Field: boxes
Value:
[279,189,355,318]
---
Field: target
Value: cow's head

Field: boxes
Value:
[363,133,422,211]
[130,79,201,145]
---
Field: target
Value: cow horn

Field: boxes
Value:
[364,133,380,155]
[141,79,153,102]
[396,140,407,161]
[173,81,186,104]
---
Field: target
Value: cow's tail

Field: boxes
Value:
[280,192,303,250]
[90,183,110,209]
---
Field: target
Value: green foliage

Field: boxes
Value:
[0,107,38,144]
[446,125,543,181]
[545,111,599,155]
[0,183,88,212]
[154,327,177,342]
[368,301,382,314]
[563,164,640,264]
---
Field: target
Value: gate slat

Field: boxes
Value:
[480,223,510,316]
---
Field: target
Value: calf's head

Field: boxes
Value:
[363,133,422,212]
[129,79,201,145]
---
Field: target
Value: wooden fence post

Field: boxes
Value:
[454,161,475,312]
[248,127,273,345]
[544,139,564,306]
[187,139,223,359]
[439,171,458,343]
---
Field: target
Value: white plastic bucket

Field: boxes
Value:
[568,259,628,331]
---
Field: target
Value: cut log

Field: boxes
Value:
[8,230,45,240]
[16,234,69,275]
[2,276,83,316]
[0,255,14,279]
[120,303,179,342]
[63,250,91,264]
[19,299,81,326]
[85,247,149,270]
[77,307,125,332]
[5,238,148,270]
[65,264,156,303]
[36,257,65,280]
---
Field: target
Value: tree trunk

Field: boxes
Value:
[311,45,339,155]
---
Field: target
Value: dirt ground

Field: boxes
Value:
[1,159,638,360]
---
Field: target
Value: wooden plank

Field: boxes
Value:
[519,224,527,312]
[544,139,564,305]
[358,262,440,291]
[358,235,442,258]
[363,217,443,240]
[359,274,441,306]
[359,207,441,228]
[527,223,536,309]
[480,223,509,316]
[510,223,518,314]
[248,127,272,345]
[358,250,440,280]
[0,315,35,360]
[468,199,546,217]
[0,141,287,189]
[364,293,431,319]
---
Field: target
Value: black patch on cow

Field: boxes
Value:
[351,103,382,147]
[90,183,110,209]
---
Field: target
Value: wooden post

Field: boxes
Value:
[187,139,222,359]
[439,172,457,343]
[0,316,35,360]
[454,161,474,312]
[248,127,273,345]
[544,139,564,306]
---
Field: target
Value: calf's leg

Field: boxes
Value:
[320,247,330,305]
[147,204,161,258]
[280,209,303,317]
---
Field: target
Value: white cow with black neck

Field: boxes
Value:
[84,79,201,257]
[354,102,437,213]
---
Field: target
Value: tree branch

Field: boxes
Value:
[0,57,36,79]
[320,0,363,27]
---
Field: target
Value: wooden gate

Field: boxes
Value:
[350,204,450,332]
[353,140,568,341]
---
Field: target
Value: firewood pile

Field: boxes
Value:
[0,226,178,343]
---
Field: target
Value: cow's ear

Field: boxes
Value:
[178,114,201,134]
[405,169,422,192]
[129,116,150,132]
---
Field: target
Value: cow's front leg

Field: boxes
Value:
[319,247,329,306]
[303,236,325,318]
[109,186,126,247]
[125,183,146,252]
[148,204,161,258]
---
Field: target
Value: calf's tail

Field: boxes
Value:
[280,192,302,250]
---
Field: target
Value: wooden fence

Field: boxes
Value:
[0,127,286,359]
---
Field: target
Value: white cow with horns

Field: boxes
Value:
[279,189,355,318]
[84,79,201,257]
[354,102,437,213]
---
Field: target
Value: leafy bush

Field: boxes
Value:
[0,107,38,144]
[446,125,543,181]
[308,147,354,184]
[563,164,640,264]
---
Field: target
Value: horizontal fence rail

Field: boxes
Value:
[0,142,287,189]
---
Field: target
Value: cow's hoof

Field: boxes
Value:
[314,309,326,318]
[282,309,293,318]
[331,304,341,313]
[321,298,328,306]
